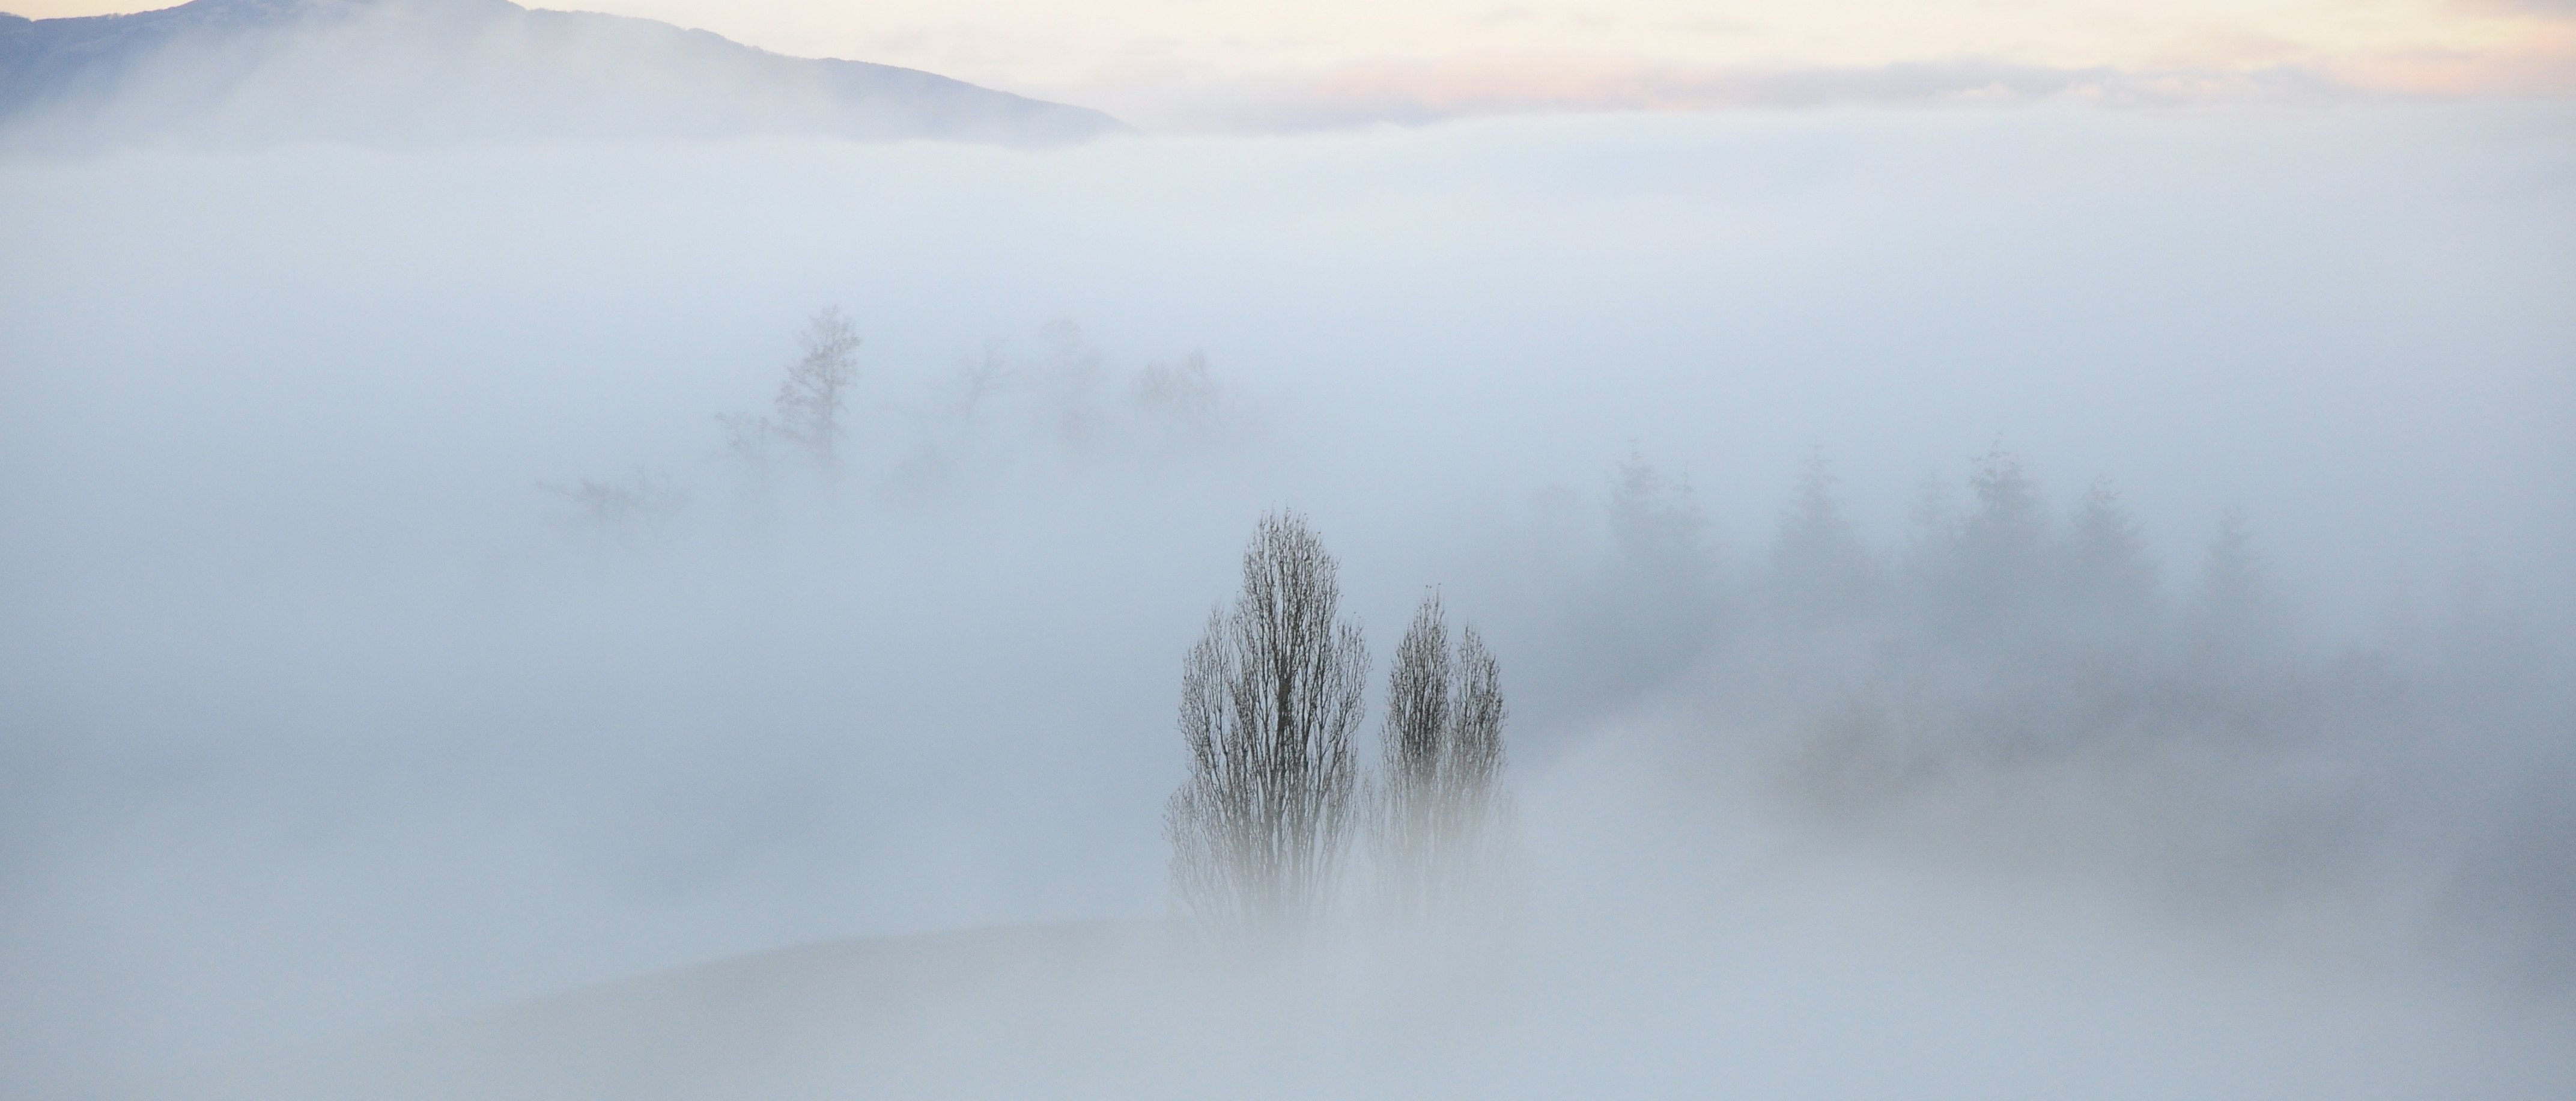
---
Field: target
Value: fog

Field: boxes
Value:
[2,102,2572,1097]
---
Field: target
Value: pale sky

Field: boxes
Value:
[13,0,2574,128]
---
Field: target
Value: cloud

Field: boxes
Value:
[2331,39,2576,97]
[16,2,2574,141]
[2452,0,2576,17]
[1063,58,2399,133]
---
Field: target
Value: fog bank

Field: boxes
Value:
[1,102,2571,1096]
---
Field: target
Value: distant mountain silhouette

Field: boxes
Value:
[0,0,1131,150]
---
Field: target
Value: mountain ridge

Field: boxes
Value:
[0,0,1133,150]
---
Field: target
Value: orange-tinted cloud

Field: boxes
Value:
[10,0,2572,132]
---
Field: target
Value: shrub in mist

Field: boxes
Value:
[538,466,688,556]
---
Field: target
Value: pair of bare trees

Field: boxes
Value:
[1165,511,1512,951]
[1372,595,1510,930]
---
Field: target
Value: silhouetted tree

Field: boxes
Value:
[1767,447,1877,618]
[1590,449,1721,694]
[539,467,687,554]
[2191,507,2273,659]
[1960,443,2046,578]
[1901,465,1958,585]
[2057,477,2158,638]
[950,337,1011,427]
[1607,449,1713,584]
[776,308,860,469]
[1034,318,1109,447]
[1375,592,1510,927]
[1911,441,2051,636]
[1133,350,1221,439]
[721,308,860,476]
[1168,511,1368,951]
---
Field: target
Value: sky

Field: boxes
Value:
[10,0,2575,129]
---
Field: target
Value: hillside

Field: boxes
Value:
[0,0,1131,150]
[162,923,1171,1100]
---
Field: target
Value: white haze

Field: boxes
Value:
[1,102,2572,1097]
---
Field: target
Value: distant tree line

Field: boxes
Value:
[1531,439,2318,751]
[1521,438,2565,983]
[540,310,1229,544]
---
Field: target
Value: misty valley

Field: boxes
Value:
[1,11,2571,1094]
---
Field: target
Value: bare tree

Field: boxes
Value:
[1134,351,1219,424]
[1374,592,1510,928]
[776,308,860,469]
[539,467,687,554]
[722,308,861,477]
[1167,511,1368,952]
[951,337,1012,427]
